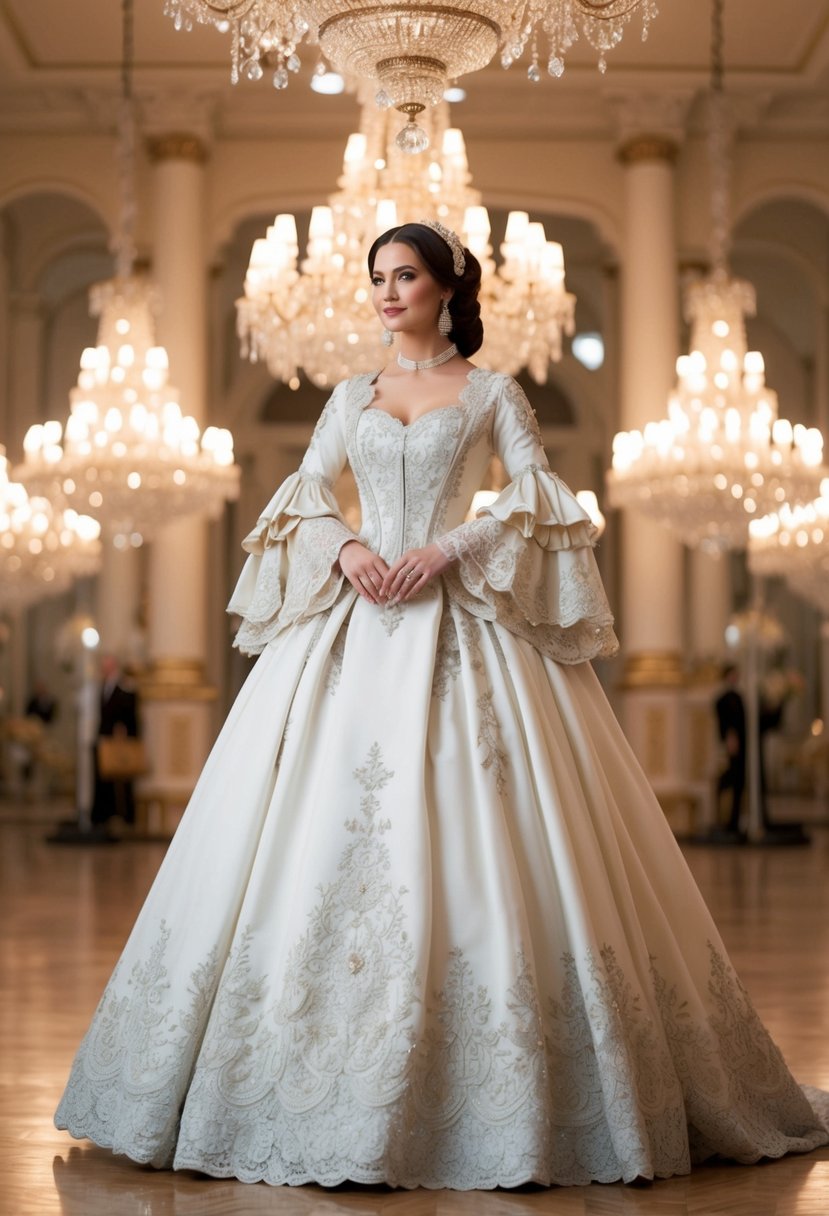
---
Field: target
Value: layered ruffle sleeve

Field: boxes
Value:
[437,375,619,665]
[227,382,358,655]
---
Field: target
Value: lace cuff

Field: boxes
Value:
[437,467,618,665]
[228,472,356,655]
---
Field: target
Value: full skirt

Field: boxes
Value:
[55,586,829,1187]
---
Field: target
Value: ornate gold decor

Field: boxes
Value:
[617,135,679,165]
[622,651,685,689]
[146,133,209,163]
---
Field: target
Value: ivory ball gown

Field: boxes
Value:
[55,368,829,1187]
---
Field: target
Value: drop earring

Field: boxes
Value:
[382,327,394,347]
[438,299,452,337]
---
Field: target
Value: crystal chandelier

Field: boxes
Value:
[15,0,239,547]
[237,99,575,388]
[749,484,829,615]
[607,271,824,552]
[606,0,825,553]
[0,449,101,609]
[163,0,658,151]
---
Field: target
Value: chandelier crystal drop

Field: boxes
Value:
[749,484,829,615]
[163,0,659,150]
[17,278,239,546]
[236,100,575,388]
[0,449,101,609]
[15,0,240,546]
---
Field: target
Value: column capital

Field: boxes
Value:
[617,135,679,166]
[146,133,209,165]
[140,89,215,153]
[606,89,693,159]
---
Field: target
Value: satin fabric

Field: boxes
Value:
[56,370,829,1187]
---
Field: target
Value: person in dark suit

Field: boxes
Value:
[715,663,746,835]
[91,655,139,827]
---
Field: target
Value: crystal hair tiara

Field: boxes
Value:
[417,219,466,277]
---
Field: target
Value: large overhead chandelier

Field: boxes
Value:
[237,99,575,388]
[606,0,824,554]
[15,0,239,547]
[0,450,101,609]
[164,0,658,150]
[749,485,829,616]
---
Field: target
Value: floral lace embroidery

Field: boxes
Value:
[427,368,499,542]
[432,609,462,701]
[380,599,405,636]
[459,614,509,795]
[54,920,221,1167]
[324,618,348,696]
[502,376,544,448]
[344,374,384,552]
[297,385,340,476]
[441,515,619,665]
[59,922,829,1186]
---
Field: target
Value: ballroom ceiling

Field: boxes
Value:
[1,1,828,140]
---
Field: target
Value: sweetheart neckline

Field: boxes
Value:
[363,365,483,430]
[362,403,463,431]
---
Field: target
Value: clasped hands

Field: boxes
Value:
[338,539,453,606]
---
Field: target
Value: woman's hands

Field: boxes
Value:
[338,540,390,605]
[380,543,454,605]
[339,540,455,606]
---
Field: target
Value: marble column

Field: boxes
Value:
[615,134,691,826]
[139,133,216,833]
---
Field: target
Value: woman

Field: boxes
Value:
[55,221,828,1188]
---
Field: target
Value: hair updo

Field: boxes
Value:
[367,222,484,357]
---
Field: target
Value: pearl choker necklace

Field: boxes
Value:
[397,344,458,371]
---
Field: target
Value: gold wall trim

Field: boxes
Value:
[622,650,685,688]
[146,134,208,164]
[138,658,217,702]
[617,135,679,166]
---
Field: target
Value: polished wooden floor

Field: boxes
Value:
[3,797,829,1216]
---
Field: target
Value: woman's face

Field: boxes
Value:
[370,241,449,339]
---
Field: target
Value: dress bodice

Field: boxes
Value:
[346,371,492,563]
[228,367,618,665]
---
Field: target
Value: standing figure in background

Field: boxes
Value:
[25,678,57,727]
[91,655,139,829]
[21,678,58,798]
[715,663,747,836]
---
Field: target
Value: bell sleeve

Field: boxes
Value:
[436,375,619,664]
[227,381,358,655]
